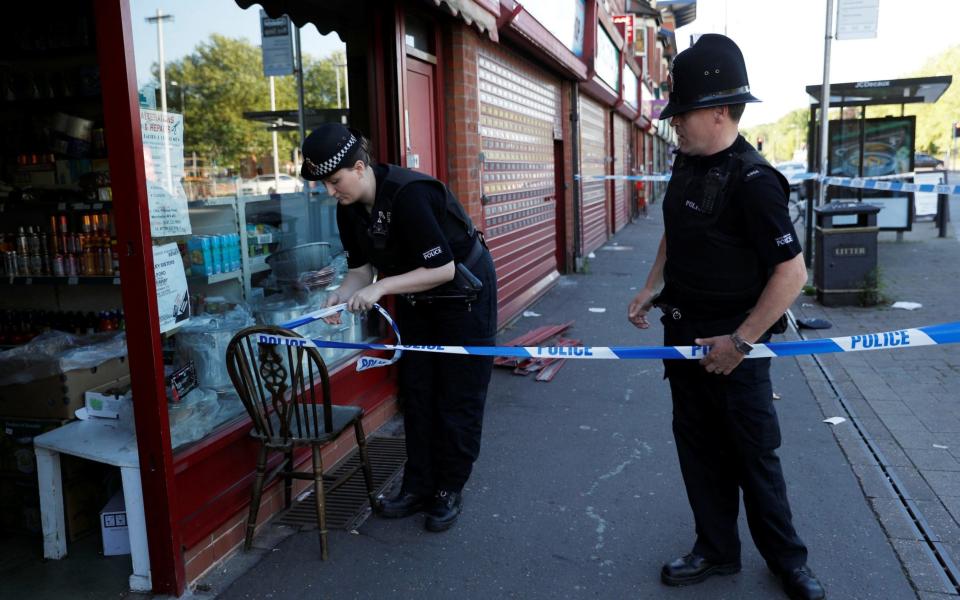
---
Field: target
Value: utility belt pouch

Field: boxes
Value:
[768,313,788,335]
[406,263,482,304]
[405,238,484,304]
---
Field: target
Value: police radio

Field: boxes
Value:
[368,210,390,249]
[699,167,730,214]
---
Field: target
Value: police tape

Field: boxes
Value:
[279,303,403,372]
[578,171,960,196]
[264,303,960,369]
[821,175,960,196]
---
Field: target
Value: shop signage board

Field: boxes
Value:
[260,10,294,77]
[650,99,668,120]
[612,15,634,48]
[836,0,880,40]
[153,242,190,333]
[595,26,620,91]
[521,0,586,57]
[140,109,191,237]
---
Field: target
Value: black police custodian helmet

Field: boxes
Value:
[300,123,365,181]
[659,33,760,120]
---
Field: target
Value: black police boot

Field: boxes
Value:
[424,490,462,532]
[378,491,429,519]
[780,565,825,600]
[660,553,741,586]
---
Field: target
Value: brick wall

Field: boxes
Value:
[443,25,483,228]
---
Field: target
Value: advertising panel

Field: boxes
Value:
[827,116,916,230]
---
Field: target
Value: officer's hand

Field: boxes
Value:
[694,334,744,375]
[628,289,656,329]
[322,292,342,325]
[347,282,384,313]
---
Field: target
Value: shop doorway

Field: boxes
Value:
[553,139,568,270]
[404,57,438,177]
[402,12,442,179]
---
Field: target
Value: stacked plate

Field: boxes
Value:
[296,265,336,291]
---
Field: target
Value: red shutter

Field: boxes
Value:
[579,95,609,254]
[478,50,560,320]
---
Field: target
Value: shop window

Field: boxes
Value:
[128,0,366,450]
[404,13,435,57]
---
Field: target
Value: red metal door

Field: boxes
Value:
[404,57,437,177]
[579,95,609,255]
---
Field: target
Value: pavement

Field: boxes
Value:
[187,192,960,600]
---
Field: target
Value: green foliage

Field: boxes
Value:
[864,44,960,159]
[744,44,960,165]
[859,267,885,307]
[743,108,810,164]
[156,34,343,173]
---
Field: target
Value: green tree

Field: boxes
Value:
[157,35,341,173]
[745,44,960,167]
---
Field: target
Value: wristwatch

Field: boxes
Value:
[730,332,754,355]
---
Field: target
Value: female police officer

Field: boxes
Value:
[300,123,497,532]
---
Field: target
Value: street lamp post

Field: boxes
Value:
[146,9,174,192]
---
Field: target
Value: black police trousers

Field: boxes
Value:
[395,251,497,495]
[663,315,808,574]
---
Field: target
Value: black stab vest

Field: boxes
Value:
[360,165,477,275]
[661,147,790,318]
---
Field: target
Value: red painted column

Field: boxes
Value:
[94,0,184,594]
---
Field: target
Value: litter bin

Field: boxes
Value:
[813,201,881,306]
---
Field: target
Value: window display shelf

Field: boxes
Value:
[1,275,120,285]
[188,270,242,285]
[248,255,271,274]
[187,196,236,209]
[0,199,110,212]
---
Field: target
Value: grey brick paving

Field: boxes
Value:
[793,199,960,596]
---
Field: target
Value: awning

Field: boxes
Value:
[626,0,661,21]
[806,75,952,107]
[656,0,697,29]
[235,0,498,41]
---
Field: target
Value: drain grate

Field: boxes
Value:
[276,436,406,531]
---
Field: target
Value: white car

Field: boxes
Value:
[775,161,808,197]
[239,174,303,196]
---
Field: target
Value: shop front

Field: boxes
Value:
[0,1,677,596]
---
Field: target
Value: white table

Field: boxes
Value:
[33,419,151,592]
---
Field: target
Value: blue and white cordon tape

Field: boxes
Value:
[266,303,960,371]
[277,303,402,372]
[578,171,960,197]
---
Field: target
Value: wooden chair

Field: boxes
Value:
[226,325,376,559]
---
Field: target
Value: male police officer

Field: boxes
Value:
[627,35,825,600]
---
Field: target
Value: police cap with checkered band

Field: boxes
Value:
[659,34,760,120]
[300,123,365,181]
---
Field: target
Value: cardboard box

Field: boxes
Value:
[0,356,128,420]
[99,490,130,556]
[66,477,105,542]
[84,374,131,419]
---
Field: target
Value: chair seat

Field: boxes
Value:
[254,404,363,445]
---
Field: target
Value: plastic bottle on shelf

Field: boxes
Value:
[15,226,29,257]
[52,253,65,277]
[210,235,223,274]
